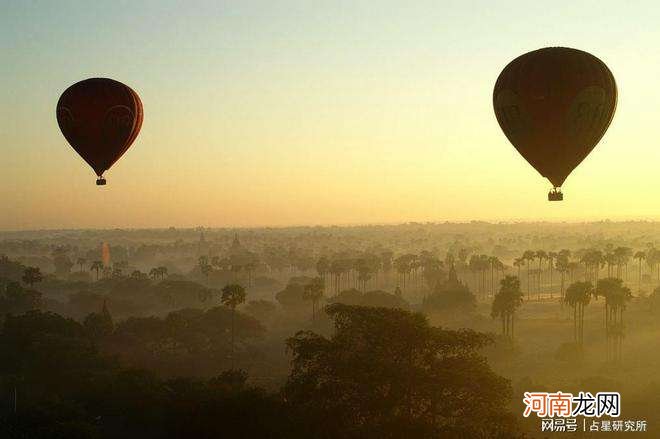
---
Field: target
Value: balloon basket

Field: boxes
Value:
[96,177,107,186]
[548,189,563,201]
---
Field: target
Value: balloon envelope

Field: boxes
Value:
[493,47,616,188]
[57,78,143,181]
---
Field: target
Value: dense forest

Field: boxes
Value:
[1,222,660,437]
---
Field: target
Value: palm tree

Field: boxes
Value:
[102,267,112,279]
[634,251,646,293]
[76,257,86,272]
[564,281,593,347]
[647,247,660,284]
[567,261,579,283]
[491,275,524,341]
[595,277,632,362]
[157,266,168,279]
[536,250,547,299]
[329,259,343,295]
[130,270,146,280]
[555,254,569,303]
[221,283,247,369]
[522,250,535,300]
[488,256,501,297]
[614,246,632,281]
[303,277,324,321]
[90,260,103,281]
[316,256,330,287]
[468,255,480,296]
[547,251,557,295]
[513,257,523,279]
[394,254,415,292]
[22,267,43,287]
[592,250,604,286]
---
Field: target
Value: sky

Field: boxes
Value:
[2,0,660,230]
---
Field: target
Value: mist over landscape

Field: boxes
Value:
[0,221,658,437]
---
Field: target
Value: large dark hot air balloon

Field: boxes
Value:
[493,47,617,201]
[57,78,143,185]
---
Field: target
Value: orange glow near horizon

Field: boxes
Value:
[3,1,660,230]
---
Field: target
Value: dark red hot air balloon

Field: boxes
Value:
[57,78,143,185]
[493,47,617,201]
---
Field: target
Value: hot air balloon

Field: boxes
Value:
[56,78,143,185]
[493,47,617,201]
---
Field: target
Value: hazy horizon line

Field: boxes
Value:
[3,217,660,234]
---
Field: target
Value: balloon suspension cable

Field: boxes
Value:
[96,176,107,186]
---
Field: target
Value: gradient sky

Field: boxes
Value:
[2,0,660,230]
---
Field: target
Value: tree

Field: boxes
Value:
[221,283,247,368]
[488,256,501,297]
[1,282,41,316]
[634,250,646,293]
[83,300,114,340]
[130,270,147,280]
[316,256,330,287]
[547,251,557,294]
[76,257,87,272]
[595,277,632,362]
[522,250,535,300]
[535,250,547,298]
[21,267,43,287]
[491,276,524,340]
[149,266,168,280]
[303,277,324,322]
[564,281,593,347]
[394,254,415,292]
[90,260,103,281]
[513,257,523,279]
[285,303,520,438]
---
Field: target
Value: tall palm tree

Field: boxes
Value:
[648,247,660,283]
[316,256,330,288]
[567,261,579,283]
[491,275,524,341]
[522,250,535,300]
[536,250,547,299]
[329,259,343,295]
[615,246,632,281]
[633,251,646,293]
[90,260,103,281]
[221,283,247,369]
[555,254,569,303]
[564,281,593,347]
[303,277,324,321]
[157,266,168,279]
[76,257,87,272]
[488,256,502,297]
[513,257,523,279]
[595,277,632,362]
[547,251,557,295]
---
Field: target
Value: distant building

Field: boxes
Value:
[230,232,242,254]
